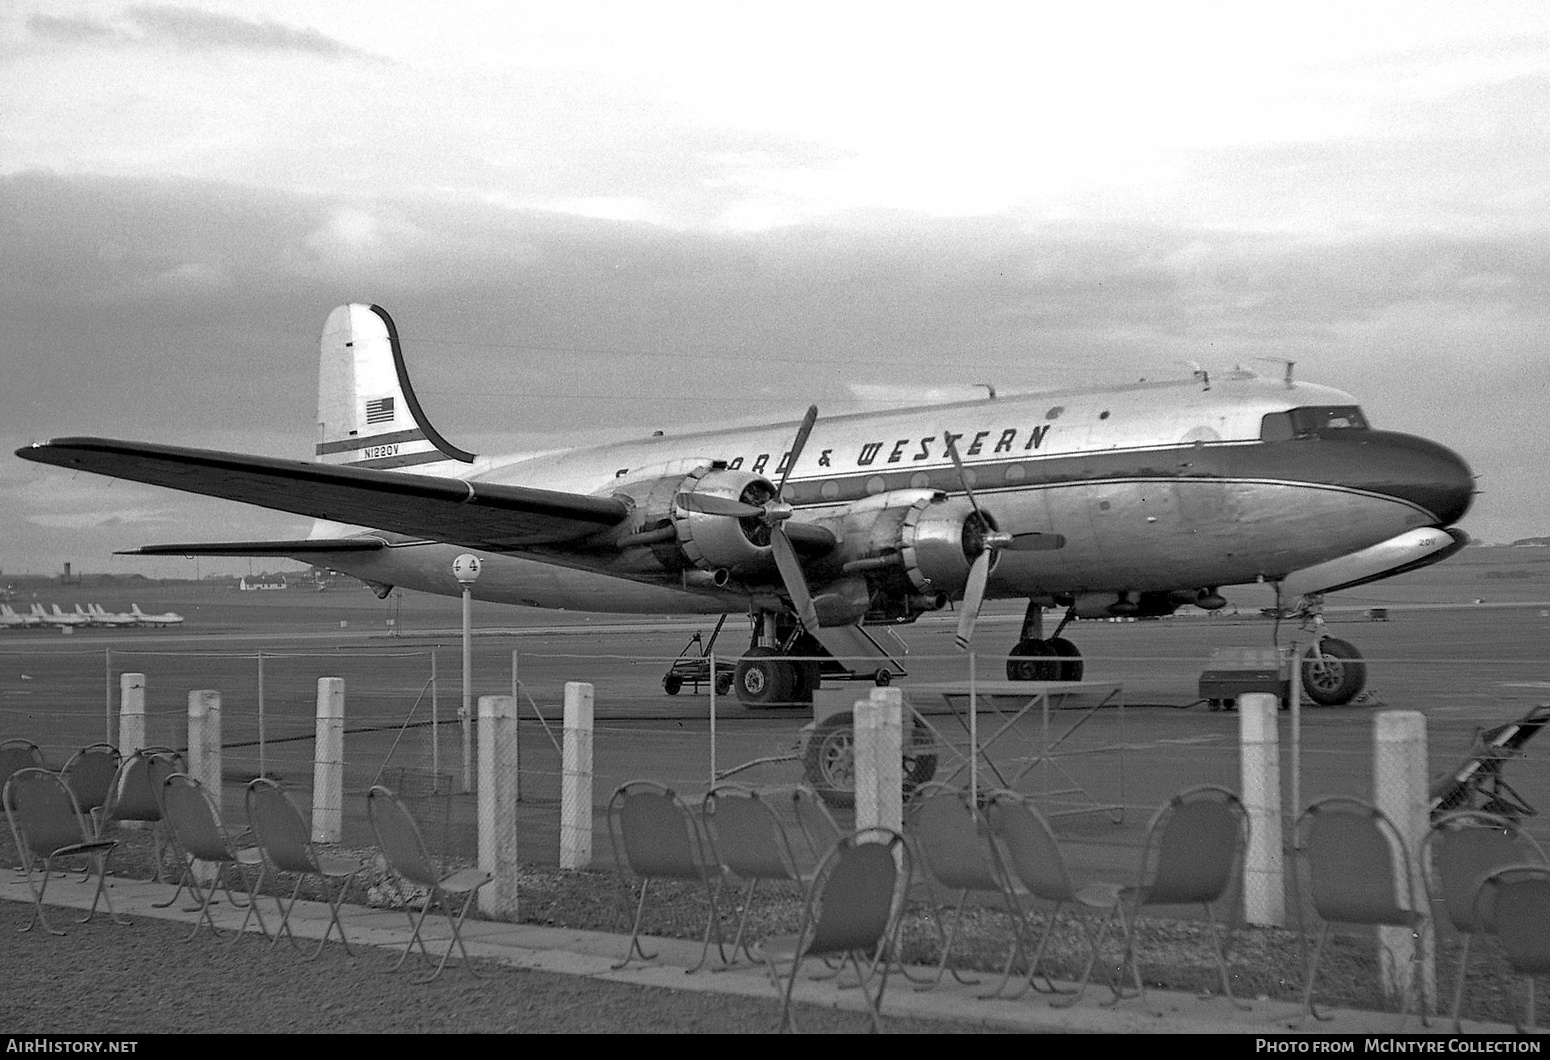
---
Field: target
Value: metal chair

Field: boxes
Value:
[1472,863,1550,1033]
[98,748,184,884]
[60,743,121,831]
[4,767,124,935]
[1108,785,1251,1011]
[605,779,728,972]
[246,778,363,960]
[904,782,1027,996]
[1,739,47,870]
[1422,809,1547,1029]
[1295,796,1429,1028]
[160,772,268,943]
[701,784,805,966]
[367,785,492,982]
[756,827,913,1033]
[982,787,1124,1003]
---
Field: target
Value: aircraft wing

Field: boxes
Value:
[17,437,631,552]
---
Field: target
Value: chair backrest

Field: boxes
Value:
[1297,796,1417,925]
[1424,810,1548,934]
[367,785,441,889]
[801,828,910,958]
[247,778,319,875]
[0,740,46,790]
[4,767,92,856]
[1134,785,1248,906]
[906,783,1004,893]
[790,785,842,868]
[983,789,1077,903]
[162,773,237,863]
[702,784,800,884]
[104,748,184,826]
[1473,864,1550,976]
[61,743,122,816]
[607,780,718,881]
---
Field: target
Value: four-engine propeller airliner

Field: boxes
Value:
[15,304,1475,707]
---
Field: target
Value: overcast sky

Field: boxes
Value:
[3,1,1548,579]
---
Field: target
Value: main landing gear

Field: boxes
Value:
[1006,603,1084,682]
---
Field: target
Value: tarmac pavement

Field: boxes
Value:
[1,871,1526,1036]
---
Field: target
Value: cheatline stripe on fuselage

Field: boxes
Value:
[315,428,429,455]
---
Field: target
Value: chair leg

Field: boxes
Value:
[1298,923,1332,1026]
[77,848,128,927]
[1053,905,1121,1009]
[270,876,306,953]
[18,856,66,936]
[1200,903,1251,1010]
[612,878,658,969]
[182,862,230,942]
[413,888,481,984]
[314,872,358,959]
[1450,934,1474,1031]
[687,876,727,974]
[715,878,759,970]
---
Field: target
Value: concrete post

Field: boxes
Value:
[854,687,903,834]
[187,688,221,812]
[118,673,146,758]
[312,678,345,844]
[1374,710,1435,1013]
[478,695,519,917]
[561,682,594,869]
[1238,692,1285,926]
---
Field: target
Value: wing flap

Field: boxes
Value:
[18,438,630,552]
[120,538,388,557]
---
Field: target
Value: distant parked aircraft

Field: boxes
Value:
[0,604,41,629]
[130,603,184,628]
[85,603,138,627]
[29,603,86,629]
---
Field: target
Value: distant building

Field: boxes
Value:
[239,577,287,591]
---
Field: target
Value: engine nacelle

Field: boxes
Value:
[605,461,780,580]
[810,489,998,600]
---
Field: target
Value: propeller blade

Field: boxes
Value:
[775,405,819,498]
[675,492,762,518]
[1006,532,1067,551]
[771,528,820,634]
[942,431,985,521]
[954,550,991,650]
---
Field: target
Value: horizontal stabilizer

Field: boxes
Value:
[17,437,630,553]
[120,538,388,558]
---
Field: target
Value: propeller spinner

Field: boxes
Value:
[676,405,821,632]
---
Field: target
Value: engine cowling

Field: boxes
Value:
[604,461,781,580]
[809,489,1000,602]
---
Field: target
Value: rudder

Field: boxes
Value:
[315,304,476,470]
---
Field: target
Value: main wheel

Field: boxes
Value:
[803,712,938,809]
[734,646,797,708]
[1007,638,1060,681]
[662,673,683,695]
[1301,637,1367,706]
[1047,637,1084,682]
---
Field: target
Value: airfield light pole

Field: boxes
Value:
[453,554,482,794]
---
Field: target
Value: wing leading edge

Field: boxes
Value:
[16,437,630,553]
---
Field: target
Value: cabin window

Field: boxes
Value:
[865,475,887,495]
[1004,464,1026,483]
[820,480,841,500]
[909,472,931,490]
[1262,406,1370,441]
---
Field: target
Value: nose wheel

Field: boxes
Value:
[1300,636,1367,705]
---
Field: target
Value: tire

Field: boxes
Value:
[1301,637,1367,706]
[714,671,734,697]
[1047,637,1084,682]
[803,711,938,810]
[662,673,683,695]
[734,647,796,708]
[1006,638,1059,681]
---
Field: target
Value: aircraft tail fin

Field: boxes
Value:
[315,304,477,472]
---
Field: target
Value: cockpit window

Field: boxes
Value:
[1260,406,1369,441]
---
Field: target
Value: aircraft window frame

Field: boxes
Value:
[1262,406,1370,441]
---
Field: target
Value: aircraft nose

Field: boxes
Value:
[1377,433,1476,526]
